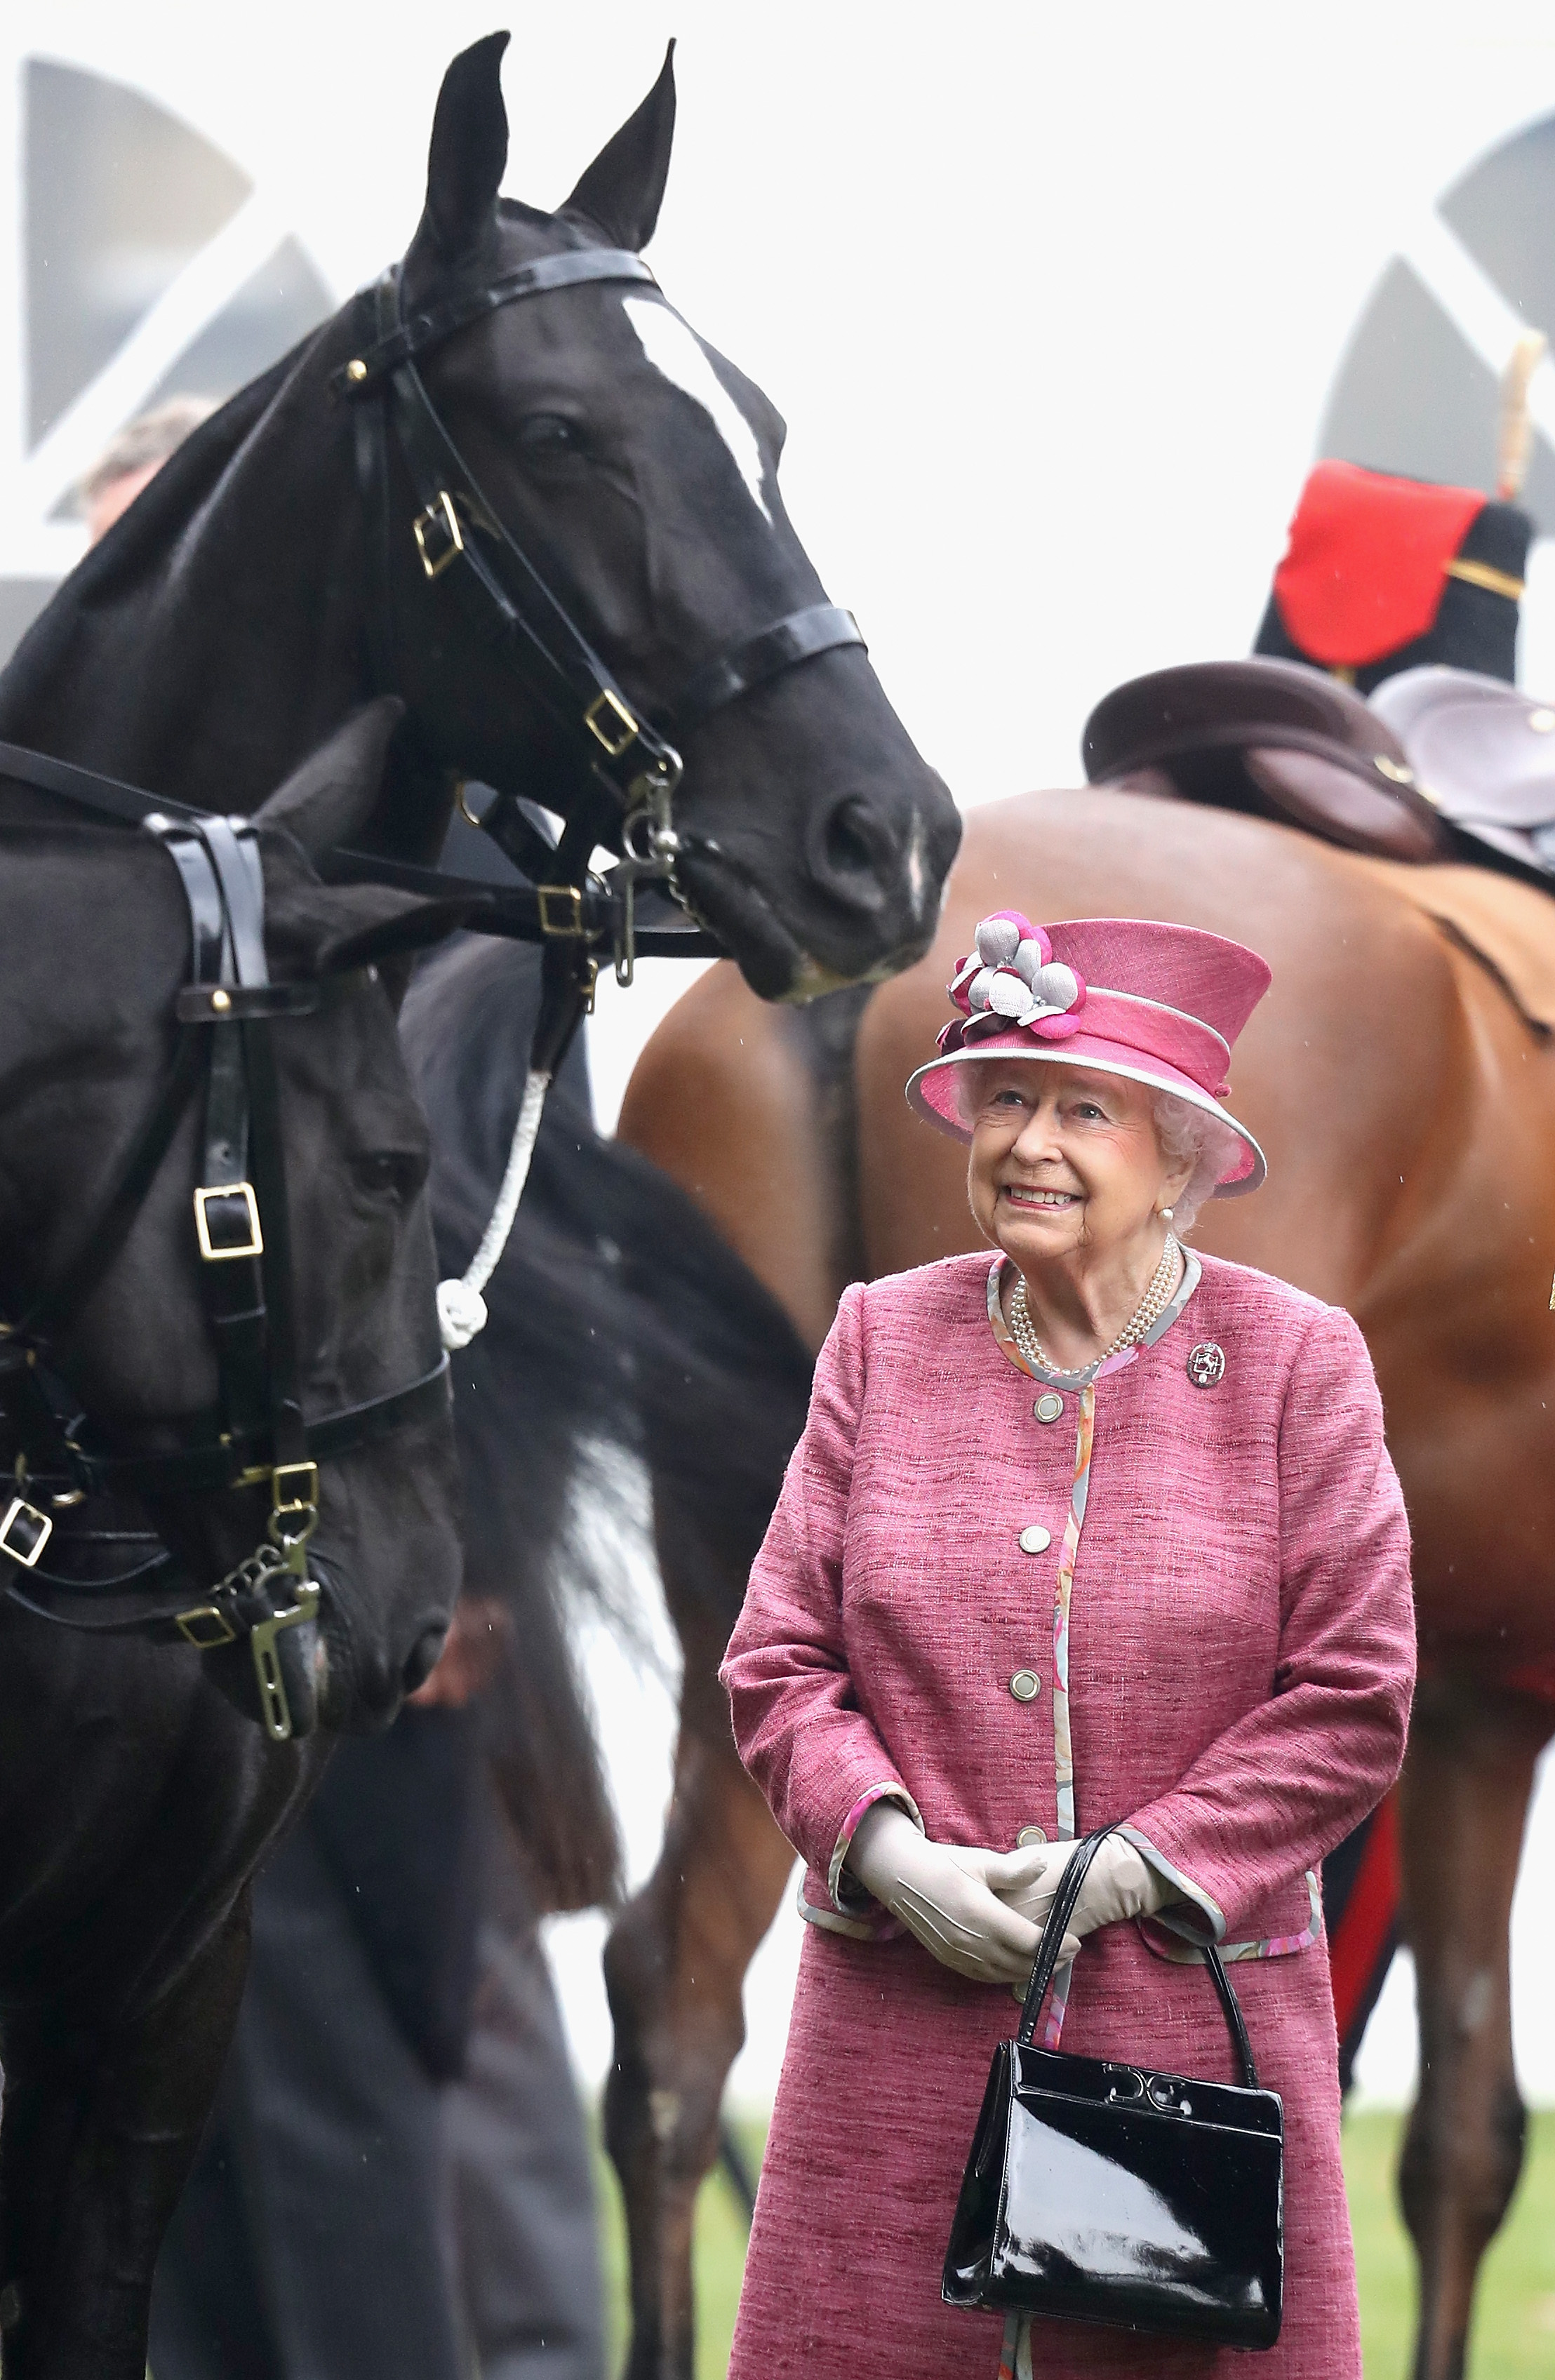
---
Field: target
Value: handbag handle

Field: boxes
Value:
[1015,1825,1262,2090]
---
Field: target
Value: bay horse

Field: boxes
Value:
[587,784,1555,2380]
[0,703,472,2378]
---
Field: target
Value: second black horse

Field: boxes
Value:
[0,704,472,2379]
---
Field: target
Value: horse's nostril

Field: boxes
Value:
[824,804,886,881]
[821,796,890,885]
[402,1624,448,1695]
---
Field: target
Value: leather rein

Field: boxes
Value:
[0,759,450,1741]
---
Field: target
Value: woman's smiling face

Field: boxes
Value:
[964,1060,1194,1267]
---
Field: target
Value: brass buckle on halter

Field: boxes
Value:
[583,686,639,758]
[536,885,586,937]
[269,1461,320,1556]
[175,1603,239,1650]
[0,1495,52,1568]
[412,490,465,580]
[194,1182,263,1262]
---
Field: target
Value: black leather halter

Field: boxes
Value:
[0,766,451,1740]
[333,242,866,1024]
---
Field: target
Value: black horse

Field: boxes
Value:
[0,33,958,995]
[0,704,470,2379]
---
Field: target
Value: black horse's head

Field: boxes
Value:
[378,34,960,997]
[0,707,468,1738]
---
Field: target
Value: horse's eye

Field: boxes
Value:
[349,1149,427,1205]
[517,413,585,461]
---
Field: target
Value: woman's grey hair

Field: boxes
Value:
[952,1065,1236,1229]
[1149,1090,1238,1231]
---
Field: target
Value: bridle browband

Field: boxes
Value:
[0,775,451,1741]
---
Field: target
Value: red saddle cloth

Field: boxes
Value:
[1272,461,1486,669]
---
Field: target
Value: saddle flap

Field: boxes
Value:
[1243,746,1447,862]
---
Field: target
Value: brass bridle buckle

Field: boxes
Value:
[268,1460,320,1567]
[583,686,639,758]
[174,1602,239,1650]
[536,885,587,938]
[0,1495,52,1569]
[412,489,466,580]
[194,1182,263,1262]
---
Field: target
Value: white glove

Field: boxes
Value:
[994,1834,1174,1946]
[845,1805,1045,1986]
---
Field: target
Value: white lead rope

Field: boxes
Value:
[436,1068,552,1351]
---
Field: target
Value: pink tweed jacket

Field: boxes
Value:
[721,1248,1415,2380]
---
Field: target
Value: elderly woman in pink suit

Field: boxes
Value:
[720,912,1415,2380]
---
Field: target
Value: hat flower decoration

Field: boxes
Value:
[940,909,1087,1053]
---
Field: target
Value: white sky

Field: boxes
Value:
[6,0,1555,2105]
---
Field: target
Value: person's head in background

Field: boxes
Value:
[77,396,216,546]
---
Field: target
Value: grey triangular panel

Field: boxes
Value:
[1441,114,1555,337]
[25,60,251,447]
[0,580,60,671]
[140,238,335,410]
[1316,258,1555,535]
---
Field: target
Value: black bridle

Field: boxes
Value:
[333,241,867,1057]
[0,772,451,1741]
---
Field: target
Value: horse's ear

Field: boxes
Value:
[422,31,511,263]
[561,42,676,252]
[255,699,405,859]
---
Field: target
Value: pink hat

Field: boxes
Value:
[905,911,1272,1194]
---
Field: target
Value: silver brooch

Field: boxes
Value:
[1187,1342,1225,1389]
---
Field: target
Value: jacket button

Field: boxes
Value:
[1033,1391,1065,1422]
[1017,1524,1052,1554]
[1017,1824,1048,1846]
[1008,1669,1042,1702]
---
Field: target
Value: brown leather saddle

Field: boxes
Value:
[1082,657,1555,890]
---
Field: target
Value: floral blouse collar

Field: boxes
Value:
[987,1248,1203,1388]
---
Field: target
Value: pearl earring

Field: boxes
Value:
[1159,1206,1174,1221]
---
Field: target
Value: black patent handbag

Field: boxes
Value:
[942,1826,1284,2349]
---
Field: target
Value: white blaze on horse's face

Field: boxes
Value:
[622,295,773,526]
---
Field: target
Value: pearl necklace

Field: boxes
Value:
[1008,1234,1182,1382]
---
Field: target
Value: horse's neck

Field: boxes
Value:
[0,333,392,821]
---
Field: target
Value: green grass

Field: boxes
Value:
[595,2109,1555,2380]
